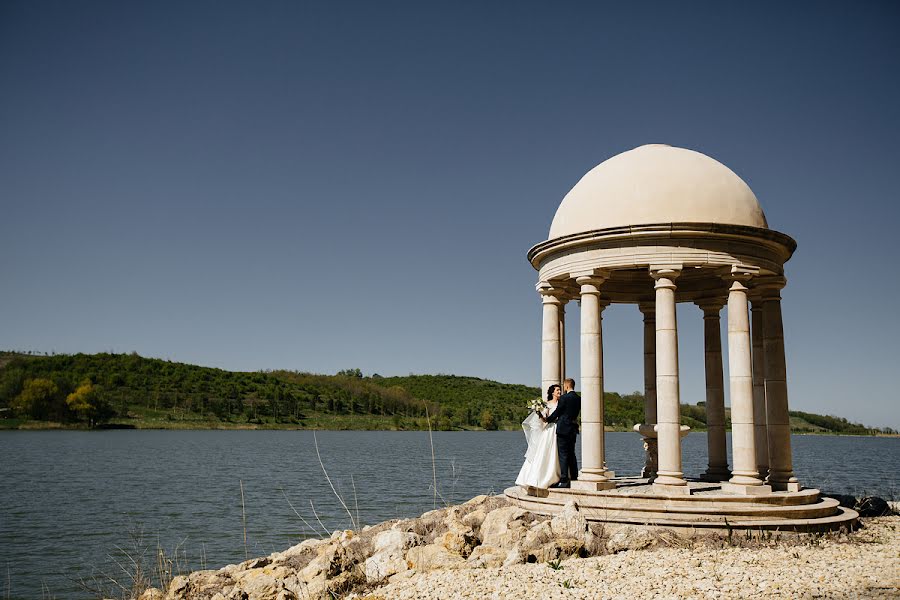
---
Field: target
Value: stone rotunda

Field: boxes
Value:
[505,144,857,531]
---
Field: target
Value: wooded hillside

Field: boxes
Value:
[0,352,892,435]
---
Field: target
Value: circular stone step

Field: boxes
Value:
[504,484,859,532]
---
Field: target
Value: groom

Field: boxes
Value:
[541,377,580,488]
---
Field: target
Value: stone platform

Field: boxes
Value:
[505,477,859,532]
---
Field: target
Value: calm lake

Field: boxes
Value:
[1,430,897,598]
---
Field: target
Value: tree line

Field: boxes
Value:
[0,352,893,434]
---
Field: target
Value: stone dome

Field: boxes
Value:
[548,144,768,239]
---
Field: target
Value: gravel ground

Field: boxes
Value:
[364,517,899,599]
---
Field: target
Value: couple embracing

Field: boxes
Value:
[515,378,580,490]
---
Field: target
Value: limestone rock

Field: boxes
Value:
[464,494,491,507]
[438,511,477,557]
[165,576,189,600]
[374,529,423,555]
[606,525,656,553]
[583,522,608,556]
[138,588,165,600]
[237,572,290,600]
[299,540,351,582]
[281,537,331,558]
[363,529,425,582]
[406,543,467,571]
[522,520,553,552]
[461,509,487,532]
[365,549,409,583]
[466,544,506,568]
[502,548,524,566]
[550,500,587,540]
[478,506,529,548]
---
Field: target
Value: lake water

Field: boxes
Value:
[1,430,897,598]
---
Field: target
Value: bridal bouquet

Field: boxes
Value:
[527,398,546,413]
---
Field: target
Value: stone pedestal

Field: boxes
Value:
[633,424,658,480]
[719,482,773,496]
[571,479,616,491]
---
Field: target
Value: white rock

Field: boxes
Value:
[406,544,467,571]
[550,500,587,540]
[606,526,656,553]
[479,506,528,548]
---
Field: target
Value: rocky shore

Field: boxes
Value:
[140,495,899,600]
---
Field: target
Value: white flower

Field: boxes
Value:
[527,398,546,412]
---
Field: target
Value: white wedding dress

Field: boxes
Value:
[515,404,560,489]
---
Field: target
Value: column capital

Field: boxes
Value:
[572,268,610,282]
[649,264,682,279]
[537,281,566,304]
[638,301,656,318]
[650,265,681,290]
[726,264,759,281]
[575,276,606,296]
[754,275,787,299]
[725,265,758,294]
[695,297,726,314]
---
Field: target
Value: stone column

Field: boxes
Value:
[650,267,688,492]
[696,298,730,481]
[636,303,658,479]
[759,278,800,492]
[573,274,615,491]
[751,299,769,479]
[538,283,563,393]
[723,270,769,493]
[559,301,567,383]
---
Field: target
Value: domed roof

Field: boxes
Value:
[548,145,768,239]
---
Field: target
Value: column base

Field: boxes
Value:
[522,485,549,498]
[766,471,800,492]
[701,467,731,482]
[720,482,773,496]
[768,481,802,492]
[578,469,616,484]
[652,483,691,496]
[571,479,616,491]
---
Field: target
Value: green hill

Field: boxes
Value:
[0,351,892,435]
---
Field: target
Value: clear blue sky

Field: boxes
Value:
[1,1,898,429]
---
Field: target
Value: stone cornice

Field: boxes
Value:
[527,222,797,270]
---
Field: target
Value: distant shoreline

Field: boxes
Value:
[2,419,897,437]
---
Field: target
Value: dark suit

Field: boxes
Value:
[544,390,580,484]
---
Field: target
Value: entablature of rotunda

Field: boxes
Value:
[537,266,788,305]
[529,223,796,305]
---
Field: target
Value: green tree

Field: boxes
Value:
[12,378,61,420]
[64,379,115,425]
[480,409,497,430]
[337,368,363,378]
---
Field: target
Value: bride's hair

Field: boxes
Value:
[546,384,560,403]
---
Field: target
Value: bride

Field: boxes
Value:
[515,384,561,489]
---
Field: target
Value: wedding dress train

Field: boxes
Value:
[515,409,560,489]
